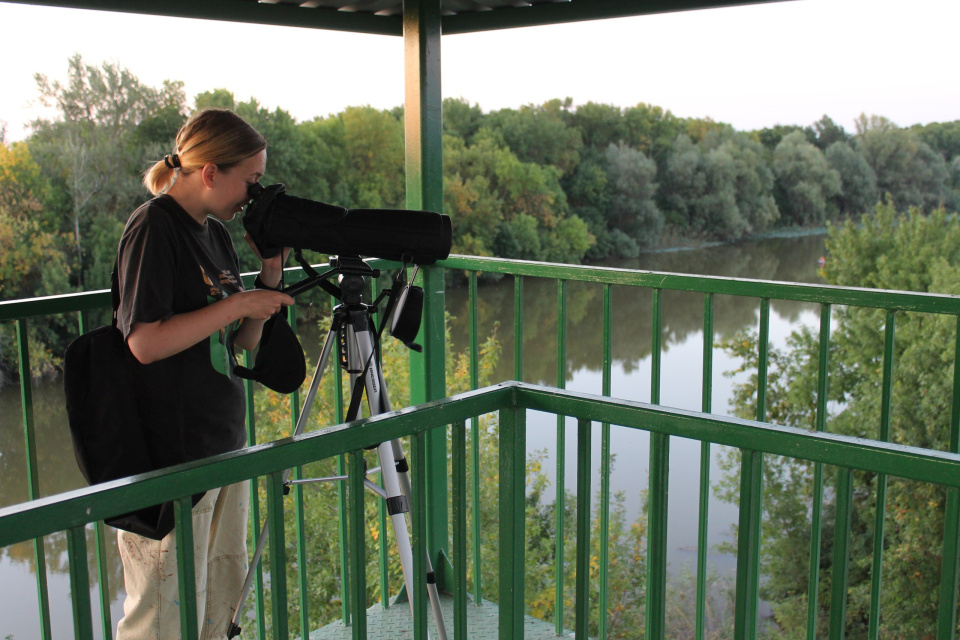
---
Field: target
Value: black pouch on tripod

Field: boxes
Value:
[229,311,306,394]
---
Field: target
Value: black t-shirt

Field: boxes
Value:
[117,195,247,470]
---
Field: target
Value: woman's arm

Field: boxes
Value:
[127,288,292,364]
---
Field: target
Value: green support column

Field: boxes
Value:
[404,0,449,588]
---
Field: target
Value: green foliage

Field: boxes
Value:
[855,114,951,211]
[719,200,960,637]
[824,141,878,216]
[772,131,841,226]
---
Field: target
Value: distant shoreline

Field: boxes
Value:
[639,226,829,255]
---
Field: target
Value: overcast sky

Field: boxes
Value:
[0,0,957,143]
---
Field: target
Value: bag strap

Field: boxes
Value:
[110,258,121,329]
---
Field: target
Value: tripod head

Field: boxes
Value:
[280,253,423,352]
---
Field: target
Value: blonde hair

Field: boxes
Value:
[143,109,267,196]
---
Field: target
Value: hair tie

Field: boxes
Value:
[163,153,181,169]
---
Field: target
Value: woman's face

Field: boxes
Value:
[207,149,267,222]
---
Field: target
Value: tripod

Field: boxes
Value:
[228,255,448,639]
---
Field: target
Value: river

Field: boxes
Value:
[0,231,828,639]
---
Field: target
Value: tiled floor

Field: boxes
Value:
[310,593,579,640]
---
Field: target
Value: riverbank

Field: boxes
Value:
[638,225,829,255]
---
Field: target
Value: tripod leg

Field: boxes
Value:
[227,327,339,639]
[348,323,449,640]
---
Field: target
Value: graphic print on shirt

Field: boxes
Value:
[201,266,242,377]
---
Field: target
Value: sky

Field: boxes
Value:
[0,0,958,143]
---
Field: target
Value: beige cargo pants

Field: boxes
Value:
[115,481,250,640]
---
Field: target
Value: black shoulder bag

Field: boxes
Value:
[63,263,180,540]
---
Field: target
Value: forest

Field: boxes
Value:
[2,55,958,381]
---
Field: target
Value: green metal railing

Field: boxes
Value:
[5,382,960,639]
[5,255,960,639]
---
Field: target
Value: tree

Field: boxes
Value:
[569,101,627,151]
[702,129,779,234]
[855,114,950,210]
[0,141,71,378]
[622,102,685,165]
[720,201,960,636]
[824,141,878,216]
[483,99,583,176]
[603,142,662,245]
[812,115,850,150]
[442,97,485,143]
[772,131,841,226]
[29,54,186,288]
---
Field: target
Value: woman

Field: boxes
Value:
[115,108,293,639]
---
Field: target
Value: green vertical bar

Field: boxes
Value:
[575,418,592,640]
[599,284,612,640]
[67,526,94,640]
[469,272,483,606]
[696,292,714,640]
[869,310,895,639]
[93,521,112,638]
[514,275,524,381]
[646,289,668,640]
[757,299,770,422]
[348,451,366,640]
[412,431,430,640]
[808,304,831,640]
[829,468,854,640]
[734,449,763,640]
[267,472,289,640]
[453,420,469,640]
[244,351,268,640]
[174,495,199,640]
[937,317,960,640]
[499,405,526,640]
[555,279,568,635]
[16,319,51,640]
[651,289,662,405]
[79,309,114,639]
[285,307,310,640]
[379,467,390,608]
[333,291,351,625]
[404,0,447,588]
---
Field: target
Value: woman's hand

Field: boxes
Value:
[234,288,295,320]
[244,232,291,289]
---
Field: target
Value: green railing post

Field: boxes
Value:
[499,403,526,640]
[869,310,895,639]
[267,472,289,640]
[599,283,612,640]
[412,430,430,640]
[735,448,763,640]
[575,418,593,640]
[646,288,668,640]
[452,420,469,640]
[697,292,715,640]
[555,279,568,636]
[16,318,52,640]
[348,451,367,640]
[244,351,268,640]
[404,0,448,589]
[468,272,483,605]
[808,303,832,640]
[829,467,854,640]
[67,525,94,640]
[174,494,199,640]
[938,316,960,640]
